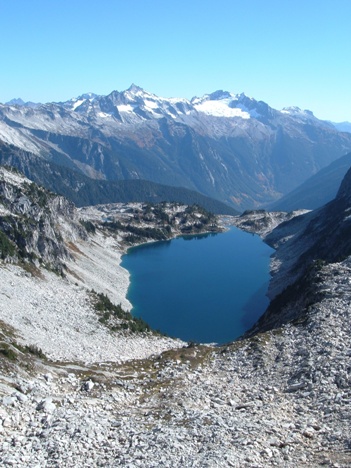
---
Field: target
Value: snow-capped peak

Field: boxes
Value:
[62,92,99,112]
[126,83,145,95]
[77,92,98,100]
[123,84,158,102]
[100,85,193,121]
[191,90,258,119]
[281,106,315,117]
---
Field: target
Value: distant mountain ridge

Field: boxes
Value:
[1,85,351,210]
[5,98,41,108]
[331,121,351,133]
[269,152,351,211]
[0,140,238,215]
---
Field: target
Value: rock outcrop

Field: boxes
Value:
[0,166,85,270]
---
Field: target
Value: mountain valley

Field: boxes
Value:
[270,151,351,211]
[0,164,351,466]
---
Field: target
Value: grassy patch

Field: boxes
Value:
[0,230,16,259]
[0,343,17,360]
[12,342,47,360]
[20,261,45,279]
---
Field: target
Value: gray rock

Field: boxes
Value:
[81,380,95,392]
[14,392,28,403]
[36,397,56,413]
[2,396,17,407]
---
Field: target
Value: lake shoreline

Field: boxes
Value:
[121,223,273,344]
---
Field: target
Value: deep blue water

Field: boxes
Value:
[121,227,274,344]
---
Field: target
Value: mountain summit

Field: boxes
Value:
[1,85,351,210]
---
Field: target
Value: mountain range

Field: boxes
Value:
[1,85,351,211]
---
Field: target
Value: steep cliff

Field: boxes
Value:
[237,164,351,334]
[0,166,86,270]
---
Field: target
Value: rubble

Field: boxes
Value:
[0,256,350,466]
[0,168,350,466]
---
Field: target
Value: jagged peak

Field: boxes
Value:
[208,90,232,101]
[107,84,157,103]
[281,106,315,117]
[76,92,98,100]
[191,90,254,107]
[127,83,145,94]
[190,90,265,119]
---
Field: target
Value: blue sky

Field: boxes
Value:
[1,0,350,121]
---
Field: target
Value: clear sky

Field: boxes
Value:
[0,0,350,122]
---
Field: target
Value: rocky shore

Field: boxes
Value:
[1,256,350,467]
[0,168,351,466]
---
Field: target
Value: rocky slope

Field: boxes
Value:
[0,169,196,364]
[0,168,351,466]
[1,259,350,467]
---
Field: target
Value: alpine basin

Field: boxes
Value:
[121,227,274,344]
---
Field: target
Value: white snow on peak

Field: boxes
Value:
[281,106,315,118]
[124,85,192,109]
[190,91,260,119]
[117,104,134,113]
[125,84,152,99]
[97,111,110,119]
[81,92,96,99]
[66,93,97,110]
[192,91,234,106]
[167,96,191,105]
[281,106,302,114]
[194,98,251,119]
[144,99,159,109]
[72,99,85,111]
[114,88,194,120]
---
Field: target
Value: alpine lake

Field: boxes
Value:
[121,226,274,344]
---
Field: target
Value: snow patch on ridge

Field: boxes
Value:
[72,99,85,111]
[194,100,251,119]
[144,100,159,109]
[117,104,134,113]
